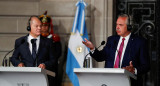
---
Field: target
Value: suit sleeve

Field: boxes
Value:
[136,39,150,75]
[90,37,112,62]
[53,41,62,59]
[10,39,22,66]
[43,39,56,70]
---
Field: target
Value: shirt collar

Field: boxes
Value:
[28,34,40,41]
[120,33,131,41]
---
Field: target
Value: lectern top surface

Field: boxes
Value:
[74,68,137,79]
[0,67,55,77]
[0,67,42,72]
[74,68,125,73]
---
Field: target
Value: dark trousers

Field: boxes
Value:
[131,76,143,86]
[47,75,55,86]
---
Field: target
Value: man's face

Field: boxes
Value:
[30,17,42,38]
[41,25,49,33]
[116,17,130,37]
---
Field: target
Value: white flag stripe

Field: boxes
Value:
[69,30,89,67]
[80,10,85,35]
[72,6,79,33]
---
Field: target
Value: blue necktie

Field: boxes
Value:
[31,39,37,60]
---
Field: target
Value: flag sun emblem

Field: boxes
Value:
[76,46,83,53]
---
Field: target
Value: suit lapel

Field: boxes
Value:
[23,35,33,60]
[110,36,120,67]
[37,36,43,58]
[121,34,135,67]
[113,36,120,50]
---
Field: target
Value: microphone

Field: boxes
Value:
[2,39,25,66]
[97,41,105,49]
[83,41,106,68]
[116,50,121,68]
[31,39,38,67]
[116,43,125,68]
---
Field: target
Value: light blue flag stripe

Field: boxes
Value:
[66,49,80,86]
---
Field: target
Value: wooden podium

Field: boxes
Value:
[74,68,137,86]
[0,67,55,86]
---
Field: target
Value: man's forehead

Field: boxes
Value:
[118,17,127,21]
[31,19,41,24]
[116,17,127,24]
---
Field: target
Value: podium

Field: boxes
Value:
[0,67,55,86]
[74,68,137,86]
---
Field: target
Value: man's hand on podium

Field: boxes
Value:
[18,63,25,67]
[123,61,135,74]
[38,64,46,69]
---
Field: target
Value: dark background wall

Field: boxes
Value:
[114,0,159,86]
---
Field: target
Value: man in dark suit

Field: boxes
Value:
[82,14,150,86]
[10,16,55,86]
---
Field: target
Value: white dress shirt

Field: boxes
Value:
[114,33,131,67]
[27,35,40,54]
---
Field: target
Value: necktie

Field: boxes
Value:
[114,38,125,68]
[31,39,37,60]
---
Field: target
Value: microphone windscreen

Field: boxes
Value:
[101,41,105,45]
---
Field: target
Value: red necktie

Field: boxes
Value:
[114,38,125,68]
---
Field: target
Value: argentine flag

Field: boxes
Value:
[66,0,92,86]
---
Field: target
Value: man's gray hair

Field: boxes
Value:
[118,14,133,25]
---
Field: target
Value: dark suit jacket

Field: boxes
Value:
[90,33,150,86]
[10,35,55,72]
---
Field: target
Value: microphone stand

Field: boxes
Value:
[116,50,121,68]
[83,53,90,68]
[2,49,15,66]
[9,57,11,66]
[116,43,125,68]
[32,46,38,67]
[35,54,38,67]
[2,39,25,67]
[31,39,38,67]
